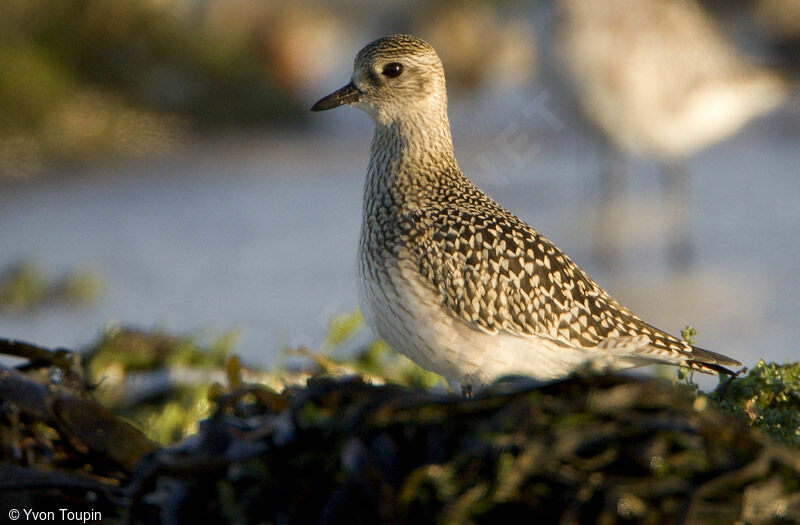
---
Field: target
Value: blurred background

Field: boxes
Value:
[1,0,798,385]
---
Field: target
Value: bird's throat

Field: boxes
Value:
[368,116,456,186]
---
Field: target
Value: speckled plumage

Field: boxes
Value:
[313,35,741,391]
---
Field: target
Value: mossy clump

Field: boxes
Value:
[84,325,239,444]
[715,360,800,448]
[0,261,48,313]
[0,261,104,313]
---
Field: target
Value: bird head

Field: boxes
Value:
[311,34,447,126]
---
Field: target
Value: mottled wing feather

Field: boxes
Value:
[412,176,704,365]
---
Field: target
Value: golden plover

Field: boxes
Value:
[557,0,788,268]
[312,34,741,393]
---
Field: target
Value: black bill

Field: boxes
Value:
[311,82,362,111]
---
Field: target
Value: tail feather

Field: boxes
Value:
[595,335,742,376]
[686,345,742,376]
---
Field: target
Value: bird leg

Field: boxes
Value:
[461,383,473,398]
[595,142,627,269]
[661,161,693,272]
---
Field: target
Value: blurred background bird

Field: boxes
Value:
[556,0,790,271]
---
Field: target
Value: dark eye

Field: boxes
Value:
[381,62,404,78]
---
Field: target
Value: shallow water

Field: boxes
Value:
[1,100,798,388]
